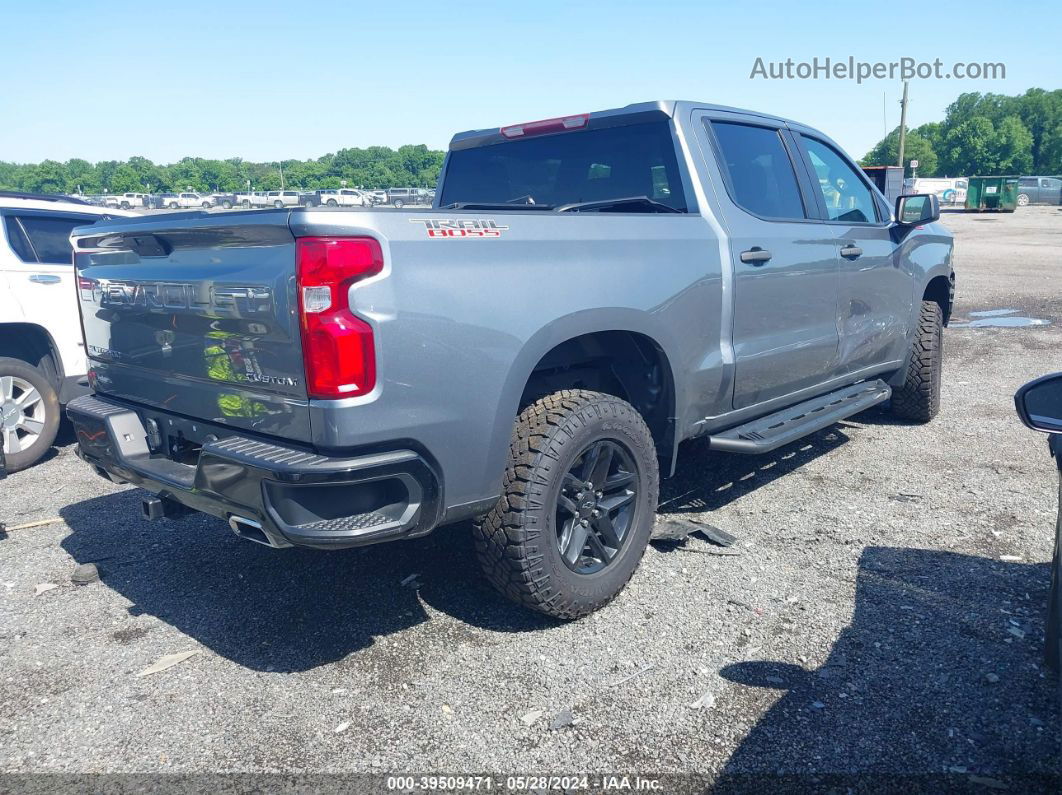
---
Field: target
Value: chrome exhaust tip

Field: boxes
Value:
[227,515,288,548]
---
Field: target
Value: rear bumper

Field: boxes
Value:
[66,394,442,550]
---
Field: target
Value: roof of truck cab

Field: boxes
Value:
[0,196,137,216]
[448,100,802,150]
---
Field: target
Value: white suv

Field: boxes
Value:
[0,192,136,471]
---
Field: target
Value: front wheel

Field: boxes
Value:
[273,200,284,208]
[0,357,60,473]
[221,201,232,209]
[326,199,338,206]
[473,390,659,620]
[241,200,251,208]
[890,300,943,422]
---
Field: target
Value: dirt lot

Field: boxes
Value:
[1,207,1060,791]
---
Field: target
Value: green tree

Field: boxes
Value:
[939,115,1032,175]
[109,164,143,193]
[862,127,938,177]
[64,158,100,193]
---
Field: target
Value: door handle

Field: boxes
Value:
[739,247,772,265]
[840,246,863,260]
[28,274,62,284]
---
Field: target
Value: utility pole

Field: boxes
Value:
[897,80,909,172]
[278,161,285,190]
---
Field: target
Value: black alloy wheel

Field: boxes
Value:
[555,439,638,575]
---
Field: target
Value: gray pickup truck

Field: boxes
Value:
[67,100,954,619]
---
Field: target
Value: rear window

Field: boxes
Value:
[439,121,687,211]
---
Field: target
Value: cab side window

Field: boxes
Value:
[709,121,806,220]
[801,136,879,223]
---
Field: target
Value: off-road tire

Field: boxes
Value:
[891,300,943,422]
[473,389,659,620]
[0,357,60,473]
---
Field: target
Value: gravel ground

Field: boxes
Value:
[1,207,1060,791]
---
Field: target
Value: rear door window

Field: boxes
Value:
[708,121,806,220]
[440,121,688,211]
[11,214,96,264]
[4,216,37,263]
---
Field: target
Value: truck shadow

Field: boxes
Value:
[714,546,1060,791]
[59,490,550,673]
[659,405,914,515]
[660,425,851,514]
[55,413,905,674]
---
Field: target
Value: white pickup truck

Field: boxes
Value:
[159,192,214,209]
[103,193,149,209]
[264,190,302,208]
[0,193,136,471]
[313,189,368,207]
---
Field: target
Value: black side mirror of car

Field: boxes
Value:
[895,193,941,225]
[1015,373,1062,434]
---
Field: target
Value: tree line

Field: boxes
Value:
[0,144,445,195]
[3,87,1058,194]
[862,88,1061,177]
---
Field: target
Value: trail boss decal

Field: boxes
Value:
[409,218,509,238]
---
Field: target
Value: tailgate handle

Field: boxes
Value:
[739,247,772,265]
[28,274,61,284]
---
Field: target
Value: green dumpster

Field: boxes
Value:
[965,176,1020,212]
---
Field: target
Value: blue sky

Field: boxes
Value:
[2,0,1057,164]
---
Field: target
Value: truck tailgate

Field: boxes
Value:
[73,212,311,442]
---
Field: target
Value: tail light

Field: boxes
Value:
[295,236,383,399]
[500,113,589,139]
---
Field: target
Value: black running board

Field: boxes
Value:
[709,380,891,454]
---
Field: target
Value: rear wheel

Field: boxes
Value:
[0,358,60,473]
[393,199,404,209]
[890,300,943,422]
[241,200,251,208]
[168,202,178,209]
[473,389,658,619]
[1017,193,1030,207]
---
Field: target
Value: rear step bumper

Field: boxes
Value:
[67,394,442,550]
[709,380,891,454]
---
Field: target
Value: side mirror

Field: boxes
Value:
[896,193,940,225]
[1015,373,1062,434]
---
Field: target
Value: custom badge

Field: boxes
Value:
[409,218,508,238]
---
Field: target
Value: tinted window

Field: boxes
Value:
[440,121,687,211]
[1020,178,1037,187]
[801,137,878,223]
[709,122,805,219]
[14,215,94,264]
[4,216,37,263]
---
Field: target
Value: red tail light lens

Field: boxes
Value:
[295,236,383,399]
[500,113,589,139]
